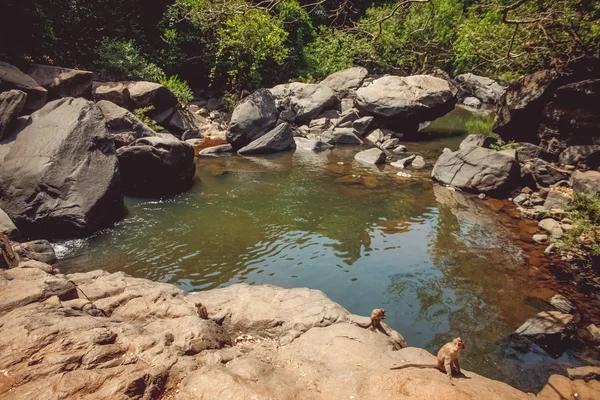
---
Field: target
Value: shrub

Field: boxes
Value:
[133,106,163,132]
[95,39,163,82]
[159,74,194,103]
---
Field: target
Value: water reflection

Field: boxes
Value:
[55,112,590,392]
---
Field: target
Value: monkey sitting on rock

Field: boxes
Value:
[390,337,466,381]
[355,308,386,331]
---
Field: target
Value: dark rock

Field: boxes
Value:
[270,83,338,124]
[226,89,279,150]
[353,116,374,136]
[517,143,552,163]
[354,148,386,165]
[379,138,399,150]
[13,240,57,264]
[0,98,123,239]
[293,137,332,152]
[334,109,360,129]
[454,73,505,104]
[206,97,224,111]
[168,107,210,134]
[559,145,600,168]
[431,146,520,196]
[459,134,496,150]
[570,170,600,196]
[0,61,47,111]
[181,129,201,141]
[116,134,195,197]
[198,144,234,156]
[96,100,156,148]
[93,81,177,112]
[355,75,456,129]
[27,64,93,99]
[532,159,571,187]
[238,123,296,155]
[0,90,26,139]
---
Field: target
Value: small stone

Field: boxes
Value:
[478,193,486,199]
[532,234,548,243]
[391,155,416,169]
[354,148,386,165]
[539,218,564,238]
[544,243,555,255]
[521,187,533,195]
[550,294,574,313]
[396,171,412,178]
[587,324,600,342]
[513,193,529,206]
[393,145,409,154]
[411,156,426,169]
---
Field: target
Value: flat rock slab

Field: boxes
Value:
[27,64,93,99]
[515,311,574,336]
[354,148,386,165]
[238,123,296,155]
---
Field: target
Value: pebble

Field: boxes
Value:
[478,193,486,199]
[544,243,556,255]
[396,171,412,178]
[550,294,574,313]
[532,234,548,243]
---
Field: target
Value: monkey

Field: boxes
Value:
[355,308,386,330]
[390,337,465,381]
[195,302,208,319]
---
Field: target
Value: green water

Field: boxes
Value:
[56,108,587,392]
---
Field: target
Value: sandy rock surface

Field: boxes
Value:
[0,264,598,399]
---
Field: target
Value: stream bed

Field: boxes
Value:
[55,108,595,392]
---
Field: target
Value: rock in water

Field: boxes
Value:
[117,134,195,197]
[227,89,279,150]
[320,66,368,94]
[354,148,386,165]
[293,137,332,152]
[13,240,57,264]
[431,146,520,196]
[0,98,123,239]
[269,82,338,124]
[0,90,26,139]
[516,311,573,336]
[238,123,296,155]
[0,61,48,111]
[454,73,506,104]
[355,75,456,127]
[198,144,234,156]
[27,64,93,99]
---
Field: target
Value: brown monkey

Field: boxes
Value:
[390,337,465,381]
[356,308,385,330]
[195,302,208,319]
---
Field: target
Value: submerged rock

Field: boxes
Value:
[293,137,332,153]
[116,134,195,197]
[515,311,574,336]
[0,98,123,239]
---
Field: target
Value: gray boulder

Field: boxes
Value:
[559,145,600,167]
[411,155,426,169]
[0,61,47,111]
[238,123,296,155]
[380,138,399,150]
[355,75,456,127]
[227,89,279,150]
[321,128,363,145]
[459,134,496,150]
[96,100,156,148]
[365,128,385,145]
[270,83,338,123]
[570,170,600,196]
[293,137,332,152]
[515,311,573,336]
[0,207,20,240]
[320,67,368,94]
[93,81,177,112]
[117,134,195,197]
[198,144,234,156]
[353,116,374,136]
[168,107,211,134]
[543,189,572,210]
[431,146,520,195]
[27,64,93,100]
[0,98,123,239]
[13,240,57,265]
[354,148,386,165]
[462,97,482,108]
[0,90,26,140]
[455,73,506,104]
[532,159,571,187]
[334,109,360,128]
[518,143,551,163]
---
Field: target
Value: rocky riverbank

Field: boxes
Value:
[1,260,599,399]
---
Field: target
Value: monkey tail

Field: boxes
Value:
[390,363,438,370]
[354,321,372,328]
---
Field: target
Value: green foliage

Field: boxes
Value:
[159,74,194,103]
[554,194,600,262]
[95,39,164,81]
[489,139,520,152]
[133,106,163,132]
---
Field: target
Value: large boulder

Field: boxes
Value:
[355,75,456,129]
[559,145,600,167]
[93,81,177,112]
[27,64,93,100]
[459,134,496,150]
[269,83,338,124]
[168,107,211,134]
[227,89,279,150]
[0,61,47,111]
[96,100,156,148]
[320,67,368,95]
[454,73,505,104]
[116,134,195,197]
[0,90,26,139]
[13,240,57,265]
[238,123,296,155]
[0,98,123,239]
[531,159,571,187]
[431,146,520,195]
[570,170,600,196]
[538,79,600,156]
[321,128,363,145]
[354,148,386,165]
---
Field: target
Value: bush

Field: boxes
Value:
[159,74,194,103]
[95,39,164,81]
[133,106,163,132]
[554,194,600,261]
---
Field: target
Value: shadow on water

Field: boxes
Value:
[55,107,596,393]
